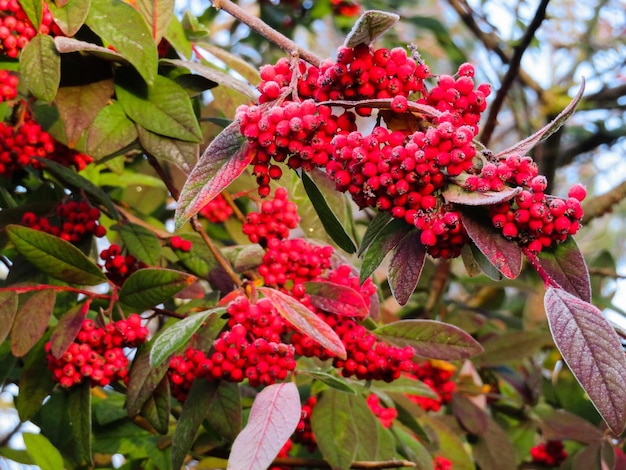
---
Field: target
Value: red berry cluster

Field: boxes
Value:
[292,396,318,452]
[46,314,149,388]
[0,0,54,58]
[242,187,300,245]
[198,193,233,223]
[0,69,18,102]
[100,244,146,285]
[405,360,456,412]
[169,235,192,252]
[530,440,568,467]
[21,199,106,243]
[366,393,397,428]
[0,116,54,177]
[47,141,93,171]
[433,456,453,470]
[330,0,360,17]
[269,438,293,470]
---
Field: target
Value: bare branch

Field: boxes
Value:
[582,179,626,221]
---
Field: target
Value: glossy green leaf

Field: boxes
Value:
[227,382,300,470]
[49,302,88,358]
[20,34,60,102]
[119,222,162,266]
[139,376,171,434]
[135,0,175,41]
[388,230,426,306]
[358,210,393,257]
[45,0,90,36]
[86,0,158,85]
[54,79,115,147]
[86,102,138,159]
[68,381,93,467]
[360,218,411,284]
[206,381,242,443]
[374,319,483,360]
[6,225,107,286]
[136,125,198,174]
[0,290,18,344]
[118,267,197,310]
[468,241,502,281]
[163,14,192,59]
[303,281,368,317]
[16,333,56,421]
[418,415,474,470]
[127,341,171,417]
[371,376,438,399]
[171,378,218,470]
[115,68,202,142]
[344,10,399,47]
[298,370,357,394]
[149,309,221,367]
[23,433,63,470]
[301,171,356,254]
[471,418,517,470]
[11,290,56,357]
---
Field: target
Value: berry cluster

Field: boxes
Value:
[169,235,192,252]
[46,314,149,388]
[48,141,93,171]
[433,456,453,470]
[406,360,456,412]
[21,199,107,243]
[0,70,18,102]
[198,193,233,223]
[292,396,318,452]
[530,440,568,467]
[100,244,146,285]
[242,187,300,245]
[0,0,54,58]
[0,116,54,177]
[366,393,397,428]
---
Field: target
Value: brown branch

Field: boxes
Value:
[582,180,626,221]
[480,0,551,146]
[271,457,416,469]
[587,267,626,280]
[557,128,624,166]
[221,190,247,225]
[210,0,323,67]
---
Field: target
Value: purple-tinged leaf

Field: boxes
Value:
[535,408,604,444]
[471,418,517,470]
[537,236,591,302]
[451,392,489,436]
[472,330,552,367]
[360,218,411,284]
[358,210,393,257]
[227,382,300,470]
[467,241,502,281]
[11,290,56,357]
[55,37,128,63]
[442,184,522,206]
[259,287,347,360]
[374,319,483,360]
[495,79,585,159]
[344,10,399,48]
[0,291,18,344]
[461,210,522,279]
[303,281,368,317]
[388,230,426,306]
[544,287,626,434]
[49,302,89,358]
[126,342,171,417]
[232,245,265,272]
[136,125,198,174]
[175,121,251,228]
[139,375,170,434]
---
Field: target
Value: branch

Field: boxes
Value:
[557,127,624,166]
[271,457,416,469]
[210,0,323,67]
[587,267,626,280]
[582,180,626,221]
[480,0,551,146]
[0,284,110,299]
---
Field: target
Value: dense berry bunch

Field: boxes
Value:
[366,393,397,428]
[292,396,318,452]
[21,199,106,243]
[198,193,233,223]
[433,456,453,470]
[46,314,149,388]
[406,360,456,412]
[169,235,192,252]
[0,116,54,177]
[100,244,146,285]
[0,0,54,58]
[47,141,93,170]
[242,187,300,245]
[0,70,18,102]
[530,440,568,467]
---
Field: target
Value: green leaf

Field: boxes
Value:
[301,171,356,254]
[86,102,138,159]
[115,67,202,142]
[127,341,171,416]
[392,426,434,470]
[371,376,438,399]
[68,381,93,467]
[20,35,60,102]
[136,125,198,174]
[23,433,64,470]
[6,225,107,286]
[298,370,357,394]
[171,378,218,470]
[118,267,197,310]
[18,0,43,29]
[450,392,489,436]
[45,0,91,36]
[149,309,221,367]
[49,302,87,358]
[374,319,484,360]
[54,78,115,147]
[163,14,192,59]
[135,0,175,42]
[86,0,158,85]
[175,121,250,228]
[140,376,171,434]
[472,330,552,367]
[358,210,393,257]
[0,290,18,344]
[471,418,517,470]
[360,218,411,284]
[16,333,56,421]
[344,10,399,47]
[119,222,162,266]
[206,381,242,443]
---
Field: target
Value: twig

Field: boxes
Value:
[0,422,21,447]
[210,0,323,67]
[146,152,180,201]
[522,248,560,289]
[271,457,416,469]
[587,267,626,280]
[480,0,551,146]
[0,284,110,300]
[221,190,247,225]
[582,180,626,221]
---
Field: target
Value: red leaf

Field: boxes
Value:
[227,382,301,470]
[442,184,522,206]
[175,122,251,228]
[259,287,346,360]
[303,281,369,317]
[536,409,604,444]
[544,287,626,434]
[451,393,489,436]
[388,230,426,306]
[495,79,585,158]
[11,290,56,357]
[461,210,522,279]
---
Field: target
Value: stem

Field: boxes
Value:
[0,284,111,299]
[210,0,323,67]
[146,152,180,201]
[582,179,626,222]
[271,458,416,469]
[522,247,559,289]
[221,190,247,225]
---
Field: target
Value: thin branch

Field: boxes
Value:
[221,190,247,225]
[210,0,323,67]
[587,267,626,280]
[146,152,180,201]
[0,422,21,447]
[582,180,626,221]
[271,457,416,469]
[0,284,110,299]
[480,0,551,146]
